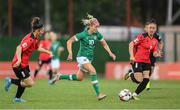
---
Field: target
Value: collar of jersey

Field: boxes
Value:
[30,33,38,40]
[85,29,97,36]
[142,32,154,39]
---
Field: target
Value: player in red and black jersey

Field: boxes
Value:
[4,17,52,103]
[127,19,162,100]
[125,21,164,91]
[34,31,53,80]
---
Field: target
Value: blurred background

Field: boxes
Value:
[0,0,180,80]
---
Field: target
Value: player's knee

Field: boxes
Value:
[131,76,141,84]
[144,74,150,79]
[87,68,96,74]
[27,81,35,87]
[136,78,143,83]
[134,73,143,83]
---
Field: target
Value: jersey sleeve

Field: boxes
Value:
[154,33,162,42]
[20,38,33,51]
[157,35,162,42]
[97,32,104,41]
[132,34,143,46]
[75,32,85,41]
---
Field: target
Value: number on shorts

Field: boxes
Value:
[21,71,25,77]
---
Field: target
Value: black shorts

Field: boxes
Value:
[132,62,151,73]
[38,58,51,67]
[13,66,30,80]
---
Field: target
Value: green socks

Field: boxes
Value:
[59,73,100,96]
[60,74,77,80]
[90,74,100,96]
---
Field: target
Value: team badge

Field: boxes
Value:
[22,43,27,48]
[133,38,139,43]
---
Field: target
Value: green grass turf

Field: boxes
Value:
[0,79,180,109]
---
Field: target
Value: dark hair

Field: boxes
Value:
[145,18,157,26]
[31,17,43,31]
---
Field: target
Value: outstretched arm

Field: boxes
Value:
[38,47,53,57]
[67,35,76,61]
[100,39,116,61]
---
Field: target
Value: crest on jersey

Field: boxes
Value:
[22,43,27,48]
[133,38,139,43]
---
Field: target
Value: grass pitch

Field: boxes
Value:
[0,78,180,109]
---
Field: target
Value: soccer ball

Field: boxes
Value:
[118,89,132,101]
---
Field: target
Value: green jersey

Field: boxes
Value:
[51,41,62,60]
[75,29,104,61]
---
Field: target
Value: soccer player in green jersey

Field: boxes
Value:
[49,14,116,100]
[50,32,64,77]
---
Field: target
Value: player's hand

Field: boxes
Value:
[154,50,163,57]
[13,59,21,67]
[109,52,116,61]
[49,51,53,57]
[130,56,135,64]
[156,52,162,57]
[67,54,73,61]
[158,50,163,57]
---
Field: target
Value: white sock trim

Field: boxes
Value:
[91,80,98,84]
[132,92,138,96]
[69,75,73,80]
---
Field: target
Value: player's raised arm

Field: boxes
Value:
[37,47,53,57]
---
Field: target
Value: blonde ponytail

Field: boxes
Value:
[81,13,95,26]
[87,13,94,19]
[82,19,91,26]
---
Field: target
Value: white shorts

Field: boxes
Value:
[76,57,91,72]
[51,59,60,69]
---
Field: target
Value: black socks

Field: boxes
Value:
[11,78,21,86]
[135,78,149,94]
